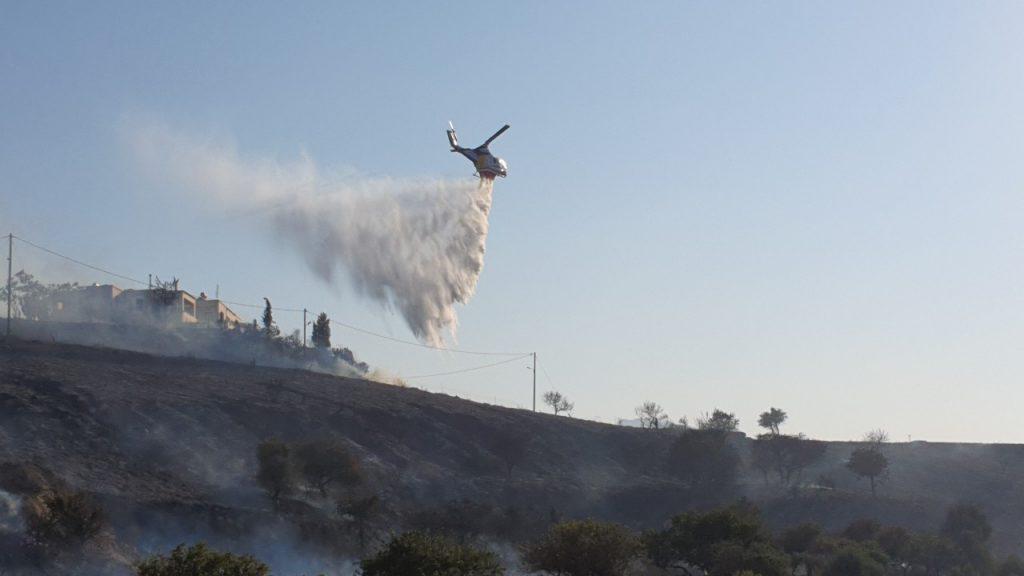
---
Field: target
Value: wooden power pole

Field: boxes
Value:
[303,308,308,348]
[6,233,12,339]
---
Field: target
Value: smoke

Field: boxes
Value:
[128,123,494,346]
[0,489,22,533]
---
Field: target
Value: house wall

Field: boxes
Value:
[48,284,122,323]
[195,299,243,328]
[115,289,198,325]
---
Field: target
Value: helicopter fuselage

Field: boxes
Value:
[447,123,509,179]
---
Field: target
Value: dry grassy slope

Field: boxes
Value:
[2,339,1024,555]
[0,339,664,517]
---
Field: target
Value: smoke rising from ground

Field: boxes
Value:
[129,124,494,346]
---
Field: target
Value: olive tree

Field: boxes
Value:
[636,401,670,429]
[137,543,269,576]
[758,407,788,436]
[524,519,640,576]
[845,447,888,497]
[360,531,503,576]
[543,391,574,415]
[295,439,363,497]
[256,439,295,503]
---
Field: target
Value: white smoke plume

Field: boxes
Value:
[129,124,493,346]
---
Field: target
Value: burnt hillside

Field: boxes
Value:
[1,338,1023,572]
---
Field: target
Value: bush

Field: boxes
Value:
[338,493,381,549]
[644,503,771,574]
[256,440,294,503]
[523,519,640,576]
[137,543,269,576]
[667,429,740,491]
[360,531,503,576]
[26,489,104,550]
[295,439,363,496]
[710,540,790,576]
[822,545,886,576]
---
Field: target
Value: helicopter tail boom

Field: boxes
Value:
[447,122,459,150]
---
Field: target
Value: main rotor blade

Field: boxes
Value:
[482,124,510,147]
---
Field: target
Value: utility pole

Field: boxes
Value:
[6,233,12,339]
[303,308,308,348]
[532,352,537,412]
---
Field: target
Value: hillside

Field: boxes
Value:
[1,338,1023,573]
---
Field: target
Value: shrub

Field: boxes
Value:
[137,542,269,576]
[523,519,640,576]
[26,489,104,550]
[822,545,886,576]
[256,440,294,503]
[360,531,503,576]
[667,429,740,491]
[644,503,770,574]
[295,439,363,496]
[846,447,888,496]
[338,493,381,549]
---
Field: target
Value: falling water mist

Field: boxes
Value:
[129,123,495,346]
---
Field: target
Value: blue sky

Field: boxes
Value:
[3,2,1024,441]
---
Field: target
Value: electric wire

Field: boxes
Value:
[13,235,148,287]
[403,354,533,379]
[10,233,531,360]
[538,358,555,388]
[329,318,527,356]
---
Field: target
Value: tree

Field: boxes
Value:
[490,433,529,479]
[863,429,889,445]
[697,409,739,432]
[779,523,824,576]
[26,489,105,550]
[523,519,640,576]
[751,434,826,486]
[875,526,912,566]
[338,493,381,550]
[137,543,269,576]
[998,555,1024,576]
[644,503,778,576]
[256,440,294,503]
[845,447,888,497]
[941,503,992,549]
[543,391,574,415]
[822,545,886,576]
[261,298,279,338]
[941,503,993,571]
[360,531,503,576]
[295,439,363,497]
[842,519,881,543]
[311,311,331,348]
[758,408,788,436]
[710,540,791,576]
[0,271,77,321]
[636,401,669,429]
[667,429,740,491]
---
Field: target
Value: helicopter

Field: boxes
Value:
[447,122,509,179]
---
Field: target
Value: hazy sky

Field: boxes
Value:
[3,2,1024,442]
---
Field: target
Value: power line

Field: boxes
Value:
[10,233,529,357]
[221,299,304,313]
[404,354,532,379]
[13,235,148,286]
[222,308,526,355]
[329,318,527,356]
[538,357,555,388]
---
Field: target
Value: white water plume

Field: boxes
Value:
[129,124,494,346]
